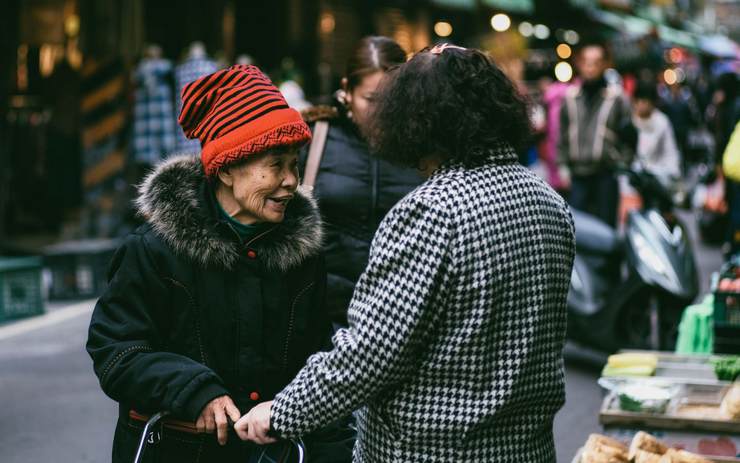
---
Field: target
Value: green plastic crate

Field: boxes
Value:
[43,239,120,300]
[0,256,44,322]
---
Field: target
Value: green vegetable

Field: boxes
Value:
[712,356,740,381]
[619,393,645,412]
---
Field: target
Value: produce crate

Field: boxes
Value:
[714,325,740,355]
[43,239,121,300]
[713,262,740,328]
[715,289,740,327]
[599,382,739,434]
[0,256,44,322]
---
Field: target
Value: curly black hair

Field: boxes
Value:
[367,46,531,168]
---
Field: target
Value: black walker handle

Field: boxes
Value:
[132,411,305,463]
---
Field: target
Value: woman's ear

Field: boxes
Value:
[217,167,234,187]
[341,78,352,106]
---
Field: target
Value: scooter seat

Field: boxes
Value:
[572,209,621,255]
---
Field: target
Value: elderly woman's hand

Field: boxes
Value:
[196,395,242,445]
[234,400,277,445]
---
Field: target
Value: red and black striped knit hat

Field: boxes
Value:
[178,64,311,177]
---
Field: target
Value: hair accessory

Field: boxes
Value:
[429,43,467,55]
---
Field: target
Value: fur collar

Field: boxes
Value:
[301,105,338,123]
[135,154,323,272]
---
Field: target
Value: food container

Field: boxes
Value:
[617,384,675,414]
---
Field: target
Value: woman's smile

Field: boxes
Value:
[265,194,293,213]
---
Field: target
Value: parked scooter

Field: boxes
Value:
[567,165,699,352]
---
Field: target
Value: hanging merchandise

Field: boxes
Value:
[173,42,219,153]
[131,48,177,165]
[80,58,130,237]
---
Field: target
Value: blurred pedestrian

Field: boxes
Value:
[236,44,575,463]
[87,65,347,462]
[557,42,633,227]
[709,72,740,158]
[299,36,422,328]
[709,72,740,254]
[658,81,700,171]
[632,82,681,180]
[541,77,574,191]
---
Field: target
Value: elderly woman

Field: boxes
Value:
[236,46,576,462]
[87,65,337,462]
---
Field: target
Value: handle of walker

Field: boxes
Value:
[132,411,305,463]
[133,411,170,463]
[291,437,306,463]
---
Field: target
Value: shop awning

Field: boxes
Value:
[430,0,534,13]
[699,34,740,59]
[657,24,696,49]
[483,0,534,13]
[589,9,699,49]
[430,0,475,9]
[590,9,653,35]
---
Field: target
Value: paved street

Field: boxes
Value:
[0,301,116,463]
[0,213,724,463]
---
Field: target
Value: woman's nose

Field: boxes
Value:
[283,169,298,189]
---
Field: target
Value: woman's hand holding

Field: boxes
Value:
[196,395,242,445]
[234,400,277,445]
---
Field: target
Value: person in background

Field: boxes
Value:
[658,81,700,171]
[541,77,575,192]
[722,121,740,253]
[709,72,740,158]
[632,82,681,180]
[237,43,575,462]
[558,41,633,227]
[299,36,422,328]
[709,72,740,255]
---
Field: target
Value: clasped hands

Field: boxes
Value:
[234,400,276,445]
[196,395,276,446]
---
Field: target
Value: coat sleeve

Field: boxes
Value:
[270,197,453,438]
[86,233,229,421]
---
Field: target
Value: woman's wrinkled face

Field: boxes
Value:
[218,148,300,224]
[346,71,384,132]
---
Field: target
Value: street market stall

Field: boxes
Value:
[572,352,740,462]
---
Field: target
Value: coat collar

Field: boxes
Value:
[135,154,323,272]
[432,141,519,176]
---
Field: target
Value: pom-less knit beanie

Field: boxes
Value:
[178,64,311,176]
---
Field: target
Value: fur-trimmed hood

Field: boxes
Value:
[135,154,323,272]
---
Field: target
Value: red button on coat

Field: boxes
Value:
[250,392,260,401]
[246,249,257,259]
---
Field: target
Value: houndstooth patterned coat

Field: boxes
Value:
[271,144,576,462]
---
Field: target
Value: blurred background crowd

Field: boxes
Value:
[0,0,738,251]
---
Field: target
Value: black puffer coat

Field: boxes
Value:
[86,155,339,462]
[299,108,423,326]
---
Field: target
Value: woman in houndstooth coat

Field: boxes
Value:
[236,45,576,462]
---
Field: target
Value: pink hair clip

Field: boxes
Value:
[430,43,467,54]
